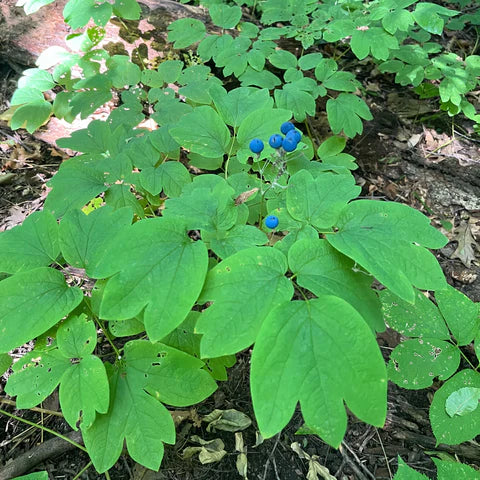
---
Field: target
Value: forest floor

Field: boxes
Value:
[0,3,480,479]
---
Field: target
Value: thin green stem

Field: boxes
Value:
[0,408,87,453]
[224,132,237,179]
[0,397,63,417]
[73,461,93,480]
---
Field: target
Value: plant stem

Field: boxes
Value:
[73,461,93,480]
[0,408,87,453]
[0,397,64,417]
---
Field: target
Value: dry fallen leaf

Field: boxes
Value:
[291,442,336,480]
[451,221,478,268]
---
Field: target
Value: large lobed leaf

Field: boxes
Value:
[82,340,216,472]
[89,217,208,341]
[196,247,293,358]
[251,298,387,447]
[0,267,83,353]
[328,200,447,303]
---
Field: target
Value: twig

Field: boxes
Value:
[261,433,281,480]
[341,441,375,480]
[0,429,84,480]
[376,428,393,480]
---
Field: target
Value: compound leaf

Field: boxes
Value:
[209,4,242,29]
[388,338,460,389]
[90,217,208,341]
[5,346,69,408]
[196,247,293,358]
[380,289,450,339]
[163,175,238,231]
[0,210,59,274]
[251,298,387,447]
[210,86,273,128]
[59,206,133,277]
[326,93,372,137]
[83,340,215,472]
[289,238,384,331]
[327,200,448,303]
[167,18,206,49]
[138,161,191,198]
[435,285,479,346]
[430,369,480,444]
[44,155,109,218]
[203,225,268,259]
[286,170,361,229]
[169,106,231,158]
[0,268,83,353]
[10,100,52,134]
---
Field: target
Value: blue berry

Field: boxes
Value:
[282,137,297,152]
[265,215,279,229]
[280,122,295,135]
[269,134,283,149]
[285,129,301,144]
[249,138,264,154]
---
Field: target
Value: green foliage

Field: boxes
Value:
[3,0,480,475]
[394,456,480,479]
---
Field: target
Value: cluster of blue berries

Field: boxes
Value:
[249,121,302,154]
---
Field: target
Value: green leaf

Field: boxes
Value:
[44,155,109,218]
[268,50,298,70]
[0,210,59,274]
[210,86,273,128]
[238,67,282,89]
[380,289,450,339]
[274,84,316,122]
[113,0,141,19]
[167,18,206,49]
[326,93,373,137]
[18,68,55,91]
[57,314,97,358]
[196,247,293,358]
[11,472,49,480]
[169,106,231,158]
[388,338,460,389]
[0,268,83,353]
[139,162,191,197]
[63,0,112,28]
[382,9,414,34]
[10,88,45,105]
[69,76,112,119]
[350,27,399,61]
[289,238,384,331]
[209,4,242,29]
[56,315,109,429]
[394,457,429,479]
[104,184,144,218]
[327,200,447,303]
[5,346,69,408]
[251,298,387,447]
[237,107,291,148]
[16,0,55,14]
[203,225,268,259]
[445,387,480,417]
[435,285,480,346]
[163,175,238,231]
[298,53,323,70]
[430,369,480,444]
[10,100,52,133]
[433,458,480,479]
[413,3,458,35]
[106,55,141,88]
[82,340,215,472]
[59,206,132,276]
[286,170,361,229]
[90,217,208,341]
[0,353,12,376]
